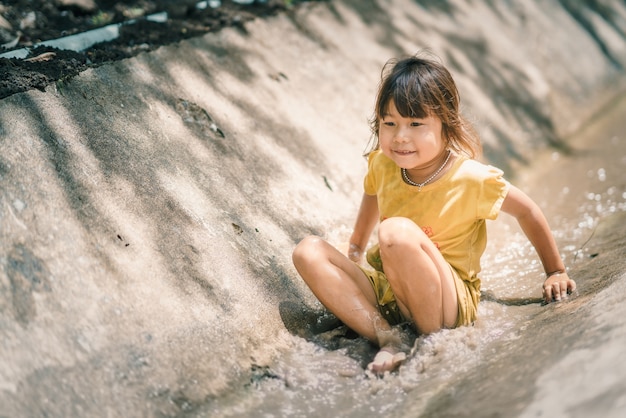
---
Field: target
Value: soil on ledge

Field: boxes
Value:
[0,0,323,99]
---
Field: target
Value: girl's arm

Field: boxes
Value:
[348,193,379,262]
[500,185,577,303]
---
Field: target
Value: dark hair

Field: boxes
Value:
[366,52,481,158]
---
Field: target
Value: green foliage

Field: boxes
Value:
[90,11,113,27]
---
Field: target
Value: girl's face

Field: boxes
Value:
[378,100,446,170]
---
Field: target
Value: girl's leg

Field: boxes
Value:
[292,236,390,344]
[377,217,459,334]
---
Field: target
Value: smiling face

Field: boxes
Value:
[368,56,481,160]
[378,99,446,171]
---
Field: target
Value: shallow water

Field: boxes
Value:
[201,96,626,417]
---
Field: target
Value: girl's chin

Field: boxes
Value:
[391,156,417,168]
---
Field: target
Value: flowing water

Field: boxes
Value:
[200,96,626,417]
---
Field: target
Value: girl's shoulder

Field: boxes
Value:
[450,157,509,197]
[453,156,505,179]
[366,148,384,162]
[366,149,393,170]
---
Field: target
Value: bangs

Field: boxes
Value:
[378,69,432,119]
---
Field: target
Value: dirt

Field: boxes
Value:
[0,0,322,99]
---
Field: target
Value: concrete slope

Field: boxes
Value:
[1,1,625,416]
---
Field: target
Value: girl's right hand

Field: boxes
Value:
[348,243,363,262]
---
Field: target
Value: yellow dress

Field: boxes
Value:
[362,149,510,326]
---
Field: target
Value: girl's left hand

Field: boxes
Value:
[543,272,576,303]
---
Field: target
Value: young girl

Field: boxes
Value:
[292,53,576,374]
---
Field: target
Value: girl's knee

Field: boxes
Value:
[378,217,425,247]
[292,235,325,265]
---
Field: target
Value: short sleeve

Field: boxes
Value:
[477,165,510,220]
[363,151,378,196]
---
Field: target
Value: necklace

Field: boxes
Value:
[401,150,451,191]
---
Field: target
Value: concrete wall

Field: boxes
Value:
[1,0,625,415]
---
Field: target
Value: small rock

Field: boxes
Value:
[13,199,26,212]
[24,52,56,63]
[58,0,98,13]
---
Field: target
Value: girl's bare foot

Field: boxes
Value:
[367,346,407,374]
